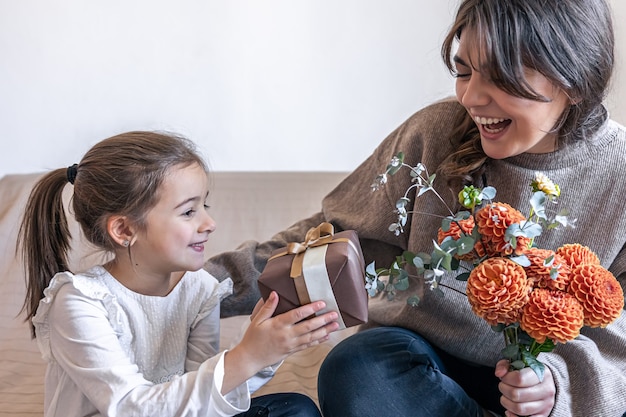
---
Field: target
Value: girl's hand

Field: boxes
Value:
[222,291,340,394]
[494,359,556,417]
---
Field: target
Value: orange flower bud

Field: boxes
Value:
[520,288,584,344]
[525,248,571,291]
[568,264,624,328]
[475,202,530,257]
[466,257,531,326]
[556,243,600,268]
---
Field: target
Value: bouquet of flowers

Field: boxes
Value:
[366,152,624,381]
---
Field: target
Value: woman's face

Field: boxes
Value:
[454,30,571,159]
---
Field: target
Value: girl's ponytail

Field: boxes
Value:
[19,168,74,335]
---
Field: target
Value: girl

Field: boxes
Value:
[205,0,626,416]
[19,131,339,417]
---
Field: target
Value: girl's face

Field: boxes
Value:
[454,30,571,159]
[136,163,215,276]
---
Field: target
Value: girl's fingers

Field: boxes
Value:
[277,300,329,325]
[255,291,279,322]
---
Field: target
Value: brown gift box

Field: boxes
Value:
[257,222,368,329]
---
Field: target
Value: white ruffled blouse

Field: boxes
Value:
[32,266,274,417]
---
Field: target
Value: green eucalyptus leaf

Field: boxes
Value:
[480,186,497,200]
[366,261,377,277]
[522,351,545,382]
[510,255,531,267]
[417,186,432,197]
[395,276,410,291]
[412,256,425,272]
[407,295,420,307]
[403,250,417,263]
[396,197,410,210]
[501,344,520,360]
[530,191,547,220]
[533,338,556,355]
[454,211,471,221]
[386,152,404,175]
[456,235,476,256]
[455,272,471,281]
[510,360,526,370]
[417,252,432,265]
[441,217,452,232]
[491,323,505,332]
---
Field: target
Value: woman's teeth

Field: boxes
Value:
[474,116,506,125]
[474,116,508,133]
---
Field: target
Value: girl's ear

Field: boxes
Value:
[107,215,137,248]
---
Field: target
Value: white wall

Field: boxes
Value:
[0,0,624,178]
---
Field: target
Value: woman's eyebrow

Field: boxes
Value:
[453,55,468,66]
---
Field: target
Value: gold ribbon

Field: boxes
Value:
[268,222,351,307]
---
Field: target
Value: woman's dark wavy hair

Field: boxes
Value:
[439,0,614,186]
[19,131,208,335]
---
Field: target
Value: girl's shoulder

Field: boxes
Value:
[31,266,118,360]
[176,269,233,306]
[35,266,113,308]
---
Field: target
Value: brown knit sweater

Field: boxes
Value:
[205,99,626,416]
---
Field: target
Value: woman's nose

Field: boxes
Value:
[457,73,490,108]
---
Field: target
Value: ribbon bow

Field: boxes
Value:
[268,222,349,306]
[284,222,336,256]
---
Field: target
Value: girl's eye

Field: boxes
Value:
[204,204,210,212]
[183,209,195,217]
[454,72,471,79]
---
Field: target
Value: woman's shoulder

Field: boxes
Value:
[406,96,465,125]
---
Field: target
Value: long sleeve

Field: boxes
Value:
[542,313,626,416]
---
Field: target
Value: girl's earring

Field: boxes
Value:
[123,240,130,247]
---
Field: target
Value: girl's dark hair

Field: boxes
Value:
[439,0,614,185]
[19,131,208,333]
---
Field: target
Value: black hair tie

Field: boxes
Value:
[66,164,78,184]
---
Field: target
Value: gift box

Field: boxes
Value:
[258,222,368,329]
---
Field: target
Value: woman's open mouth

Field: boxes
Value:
[473,116,512,134]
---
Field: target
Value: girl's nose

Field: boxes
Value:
[201,212,217,234]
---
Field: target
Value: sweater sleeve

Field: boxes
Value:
[205,212,327,317]
[542,269,626,417]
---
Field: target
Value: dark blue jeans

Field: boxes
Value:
[318,327,504,417]
[237,392,321,417]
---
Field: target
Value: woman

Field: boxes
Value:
[206,0,626,415]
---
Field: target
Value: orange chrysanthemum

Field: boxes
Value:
[437,217,482,260]
[520,288,584,344]
[524,248,571,291]
[556,243,600,268]
[568,263,624,328]
[475,202,530,257]
[466,257,531,326]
